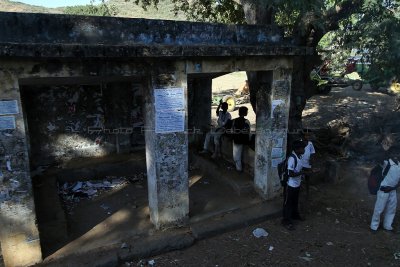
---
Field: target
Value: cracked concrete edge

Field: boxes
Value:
[36,229,195,267]
[190,200,282,240]
[35,200,282,267]
[117,229,195,263]
[37,243,120,267]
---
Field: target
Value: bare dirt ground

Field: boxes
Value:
[124,84,400,266]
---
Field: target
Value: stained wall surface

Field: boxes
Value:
[21,82,144,169]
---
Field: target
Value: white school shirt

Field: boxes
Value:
[217,111,232,127]
[301,141,315,168]
[380,159,400,187]
[287,151,303,188]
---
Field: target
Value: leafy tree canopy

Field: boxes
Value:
[344,0,400,85]
[132,0,400,86]
[64,0,118,16]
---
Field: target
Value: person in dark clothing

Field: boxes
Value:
[230,106,250,172]
[282,140,309,230]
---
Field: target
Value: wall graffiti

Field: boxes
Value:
[21,82,145,168]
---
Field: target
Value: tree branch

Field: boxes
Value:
[323,0,363,31]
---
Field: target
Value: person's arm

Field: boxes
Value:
[222,113,232,127]
[287,157,306,177]
[381,185,395,192]
[246,119,251,141]
[395,181,400,189]
[216,100,222,116]
[392,173,400,190]
[309,142,316,155]
[288,169,308,177]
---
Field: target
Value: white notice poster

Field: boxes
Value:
[0,116,16,130]
[156,111,185,133]
[154,88,185,134]
[0,100,19,115]
[272,137,284,148]
[271,99,284,118]
[154,88,185,111]
[271,147,283,158]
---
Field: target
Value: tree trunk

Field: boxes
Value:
[243,1,322,132]
[242,1,274,114]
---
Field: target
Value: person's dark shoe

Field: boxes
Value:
[370,228,378,234]
[383,227,395,234]
[292,215,305,221]
[283,223,295,230]
[281,219,295,230]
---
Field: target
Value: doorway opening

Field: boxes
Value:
[187,71,261,223]
[19,77,150,257]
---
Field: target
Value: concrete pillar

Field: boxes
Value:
[188,76,212,146]
[254,69,292,199]
[0,71,42,266]
[144,61,189,229]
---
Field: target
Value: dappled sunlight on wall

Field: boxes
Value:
[20,82,144,168]
[53,133,109,161]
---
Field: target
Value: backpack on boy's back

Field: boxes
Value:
[278,153,297,187]
[368,161,391,195]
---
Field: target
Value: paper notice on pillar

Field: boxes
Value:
[0,100,19,115]
[271,100,284,118]
[272,158,283,168]
[154,88,185,111]
[156,110,185,133]
[0,116,16,130]
[272,138,284,148]
[271,147,283,158]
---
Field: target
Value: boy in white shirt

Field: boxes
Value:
[370,157,400,231]
[282,140,308,230]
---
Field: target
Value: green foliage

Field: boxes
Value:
[64,0,118,16]
[181,0,245,24]
[110,0,186,20]
[320,0,400,86]
[130,0,245,23]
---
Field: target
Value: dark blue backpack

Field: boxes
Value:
[278,153,297,187]
[368,162,391,195]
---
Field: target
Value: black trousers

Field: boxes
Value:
[282,185,301,224]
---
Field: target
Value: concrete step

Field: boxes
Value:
[191,153,255,196]
[39,200,281,267]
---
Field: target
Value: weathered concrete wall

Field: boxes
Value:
[0,67,42,267]
[0,59,147,266]
[21,82,144,168]
[0,12,313,59]
[185,58,292,74]
[0,12,282,46]
[254,69,292,199]
[144,61,189,229]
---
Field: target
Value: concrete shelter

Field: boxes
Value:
[0,12,311,266]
